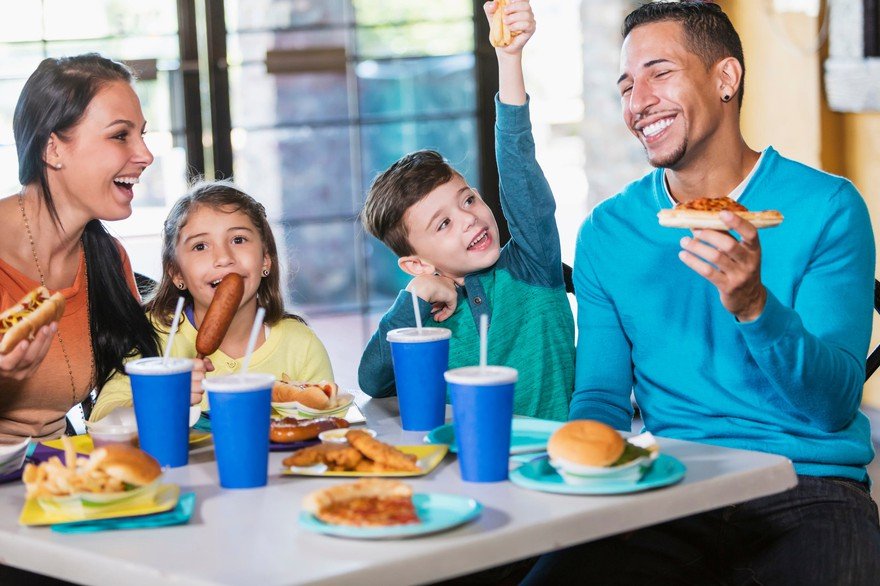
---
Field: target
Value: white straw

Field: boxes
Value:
[240,307,266,374]
[479,313,489,370]
[411,291,423,332]
[163,296,186,364]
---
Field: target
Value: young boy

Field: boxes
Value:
[358,0,574,421]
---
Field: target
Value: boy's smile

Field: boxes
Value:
[403,175,501,281]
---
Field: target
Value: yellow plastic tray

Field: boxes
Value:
[19,483,180,526]
[43,431,212,455]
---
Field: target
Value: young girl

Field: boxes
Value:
[91,180,334,420]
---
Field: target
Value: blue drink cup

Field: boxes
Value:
[203,373,274,489]
[445,366,518,482]
[126,357,194,468]
[387,327,451,431]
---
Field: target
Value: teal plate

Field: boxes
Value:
[425,419,564,454]
[509,454,686,495]
[299,493,482,539]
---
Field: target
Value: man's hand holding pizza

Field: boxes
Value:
[678,210,767,322]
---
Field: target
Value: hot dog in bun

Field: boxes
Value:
[658,197,783,230]
[0,286,65,354]
[272,379,339,410]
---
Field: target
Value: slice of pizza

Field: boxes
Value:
[658,196,783,230]
[302,479,420,527]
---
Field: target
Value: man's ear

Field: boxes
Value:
[716,56,743,102]
[398,255,436,277]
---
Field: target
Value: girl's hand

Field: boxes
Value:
[190,356,214,406]
[0,323,55,383]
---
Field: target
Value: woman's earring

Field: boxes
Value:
[177,282,186,290]
[54,163,62,169]
[261,268,270,277]
[721,94,731,103]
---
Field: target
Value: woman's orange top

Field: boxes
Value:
[0,242,139,442]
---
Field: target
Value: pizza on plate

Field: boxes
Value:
[302,479,419,527]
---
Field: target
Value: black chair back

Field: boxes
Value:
[867,279,880,381]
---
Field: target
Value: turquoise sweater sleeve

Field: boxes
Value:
[735,182,874,431]
[569,217,635,430]
[495,95,565,287]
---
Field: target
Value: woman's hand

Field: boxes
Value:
[0,323,55,383]
[190,356,214,405]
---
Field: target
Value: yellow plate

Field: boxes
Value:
[281,444,449,478]
[43,431,212,455]
[19,483,180,526]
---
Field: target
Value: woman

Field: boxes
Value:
[0,54,160,442]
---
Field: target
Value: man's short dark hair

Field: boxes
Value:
[361,150,458,257]
[623,1,745,106]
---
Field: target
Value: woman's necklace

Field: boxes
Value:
[17,192,94,408]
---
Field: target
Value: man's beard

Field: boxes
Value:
[645,136,688,169]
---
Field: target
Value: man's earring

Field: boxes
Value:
[261,268,270,277]
[177,282,186,290]
[721,94,731,103]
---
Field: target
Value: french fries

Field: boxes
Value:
[22,437,125,498]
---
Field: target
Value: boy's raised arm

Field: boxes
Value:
[488,1,564,283]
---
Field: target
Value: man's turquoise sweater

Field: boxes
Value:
[571,147,875,481]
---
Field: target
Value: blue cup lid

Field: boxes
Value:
[444,366,518,386]
[125,357,193,376]
[387,327,452,343]
[202,372,275,393]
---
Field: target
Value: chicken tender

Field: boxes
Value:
[346,430,421,473]
[283,444,350,468]
[323,446,364,470]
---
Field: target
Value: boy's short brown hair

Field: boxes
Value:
[361,149,459,257]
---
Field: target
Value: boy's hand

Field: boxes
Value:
[406,275,458,322]
[190,357,214,406]
[484,0,536,54]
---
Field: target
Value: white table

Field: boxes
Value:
[0,395,797,586]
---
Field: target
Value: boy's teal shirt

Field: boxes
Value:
[358,96,575,421]
[572,147,875,481]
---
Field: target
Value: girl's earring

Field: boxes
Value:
[261,268,270,277]
[177,282,186,290]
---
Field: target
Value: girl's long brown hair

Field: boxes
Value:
[147,180,285,330]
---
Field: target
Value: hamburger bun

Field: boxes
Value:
[88,444,162,486]
[547,420,625,467]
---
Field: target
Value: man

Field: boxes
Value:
[524,2,880,584]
